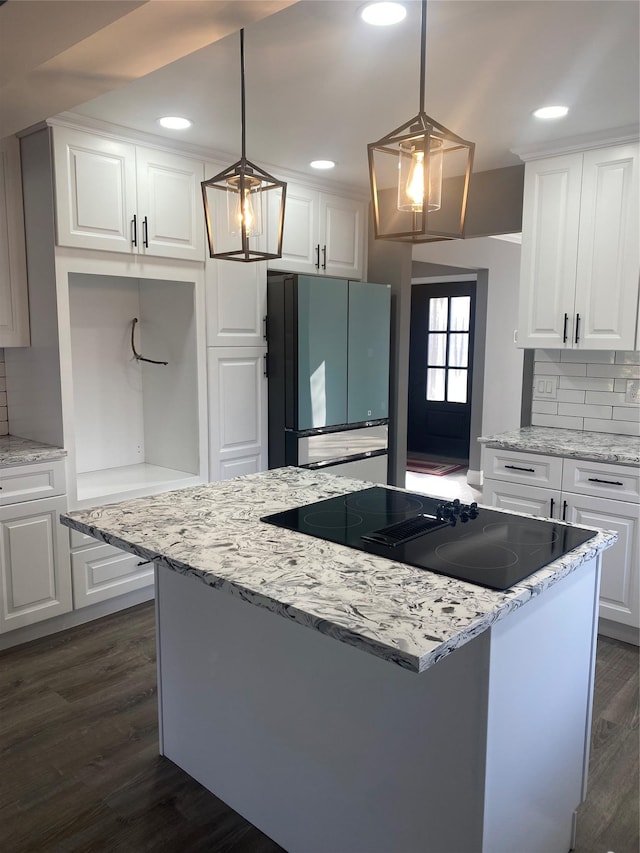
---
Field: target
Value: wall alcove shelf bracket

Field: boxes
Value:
[130,318,168,366]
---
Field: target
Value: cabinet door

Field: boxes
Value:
[205,258,267,347]
[319,193,365,280]
[0,495,72,632]
[268,183,319,274]
[207,347,268,481]
[564,493,639,630]
[482,479,558,519]
[135,147,205,261]
[517,153,583,348]
[52,126,137,253]
[574,144,639,350]
[0,137,30,347]
[296,276,348,429]
[347,281,390,422]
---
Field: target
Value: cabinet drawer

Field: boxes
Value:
[562,459,640,503]
[0,460,66,505]
[483,448,563,490]
[71,543,154,608]
[482,478,557,518]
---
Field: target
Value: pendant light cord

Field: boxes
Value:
[419,0,427,113]
[240,28,246,160]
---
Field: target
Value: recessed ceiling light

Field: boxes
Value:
[360,2,407,26]
[532,105,569,120]
[310,160,336,170]
[158,116,192,130]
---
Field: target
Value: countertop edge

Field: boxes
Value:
[61,513,617,675]
[478,427,640,466]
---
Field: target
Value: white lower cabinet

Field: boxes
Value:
[207,347,268,481]
[70,532,154,608]
[0,495,72,632]
[483,448,639,638]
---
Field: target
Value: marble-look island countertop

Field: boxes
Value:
[479,426,640,466]
[0,435,67,467]
[61,467,616,674]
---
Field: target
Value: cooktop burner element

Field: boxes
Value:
[261,487,598,591]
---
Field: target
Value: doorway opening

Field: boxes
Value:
[408,280,476,470]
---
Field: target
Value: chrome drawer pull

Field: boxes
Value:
[588,477,623,486]
[504,464,535,473]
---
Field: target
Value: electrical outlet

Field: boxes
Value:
[625,379,640,404]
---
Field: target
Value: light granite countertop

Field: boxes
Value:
[61,467,616,674]
[479,426,640,466]
[0,435,67,467]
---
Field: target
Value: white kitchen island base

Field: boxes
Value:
[155,558,600,853]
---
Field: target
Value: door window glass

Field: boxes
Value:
[426,295,471,403]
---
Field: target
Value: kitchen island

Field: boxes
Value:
[61,467,616,853]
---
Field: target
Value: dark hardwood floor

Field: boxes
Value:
[1,602,638,853]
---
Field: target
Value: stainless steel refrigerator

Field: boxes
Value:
[267,273,391,482]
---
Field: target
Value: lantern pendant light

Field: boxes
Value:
[367,0,474,243]
[201,28,287,262]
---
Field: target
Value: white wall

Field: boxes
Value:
[412,237,523,439]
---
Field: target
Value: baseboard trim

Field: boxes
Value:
[467,468,482,488]
[0,586,155,651]
[598,617,639,647]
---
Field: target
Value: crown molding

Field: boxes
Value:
[45,112,370,200]
[512,125,639,161]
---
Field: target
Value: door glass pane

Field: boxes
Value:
[426,368,445,401]
[448,334,468,367]
[428,333,447,366]
[450,296,470,331]
[428,297,448,331]
[447,369,468,403]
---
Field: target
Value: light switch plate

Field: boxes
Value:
[625,379,640,404]
[532,375,558,400]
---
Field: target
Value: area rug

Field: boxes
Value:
[406,458,467,476]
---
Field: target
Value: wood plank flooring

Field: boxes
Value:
[1,602,637,853]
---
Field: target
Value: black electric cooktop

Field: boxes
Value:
[261,487,598,591]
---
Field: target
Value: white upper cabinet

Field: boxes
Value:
[52,126,205,261]
[205,259,267,348]
[0,137,30,347]
[518,142,639,350]
[268,182,366,280]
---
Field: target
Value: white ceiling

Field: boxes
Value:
[4,1,639,193]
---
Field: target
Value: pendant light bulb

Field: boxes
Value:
[226,173,263,237]
[397,138,443,213]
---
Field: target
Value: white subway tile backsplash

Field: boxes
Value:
[615,351,640,364]
[531,412,584,429]
[558,376,615,392]
[560,350,615,364]
[532,350,640,435]
[583,417,640,436]
[558,402,613,419]
[586,363,640,379]
[533,350,561,363]
[557,389,586,403]
[537,362,587,377]
[612,407,640,422]
[584,391,628,406]
[531,401,559,414]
